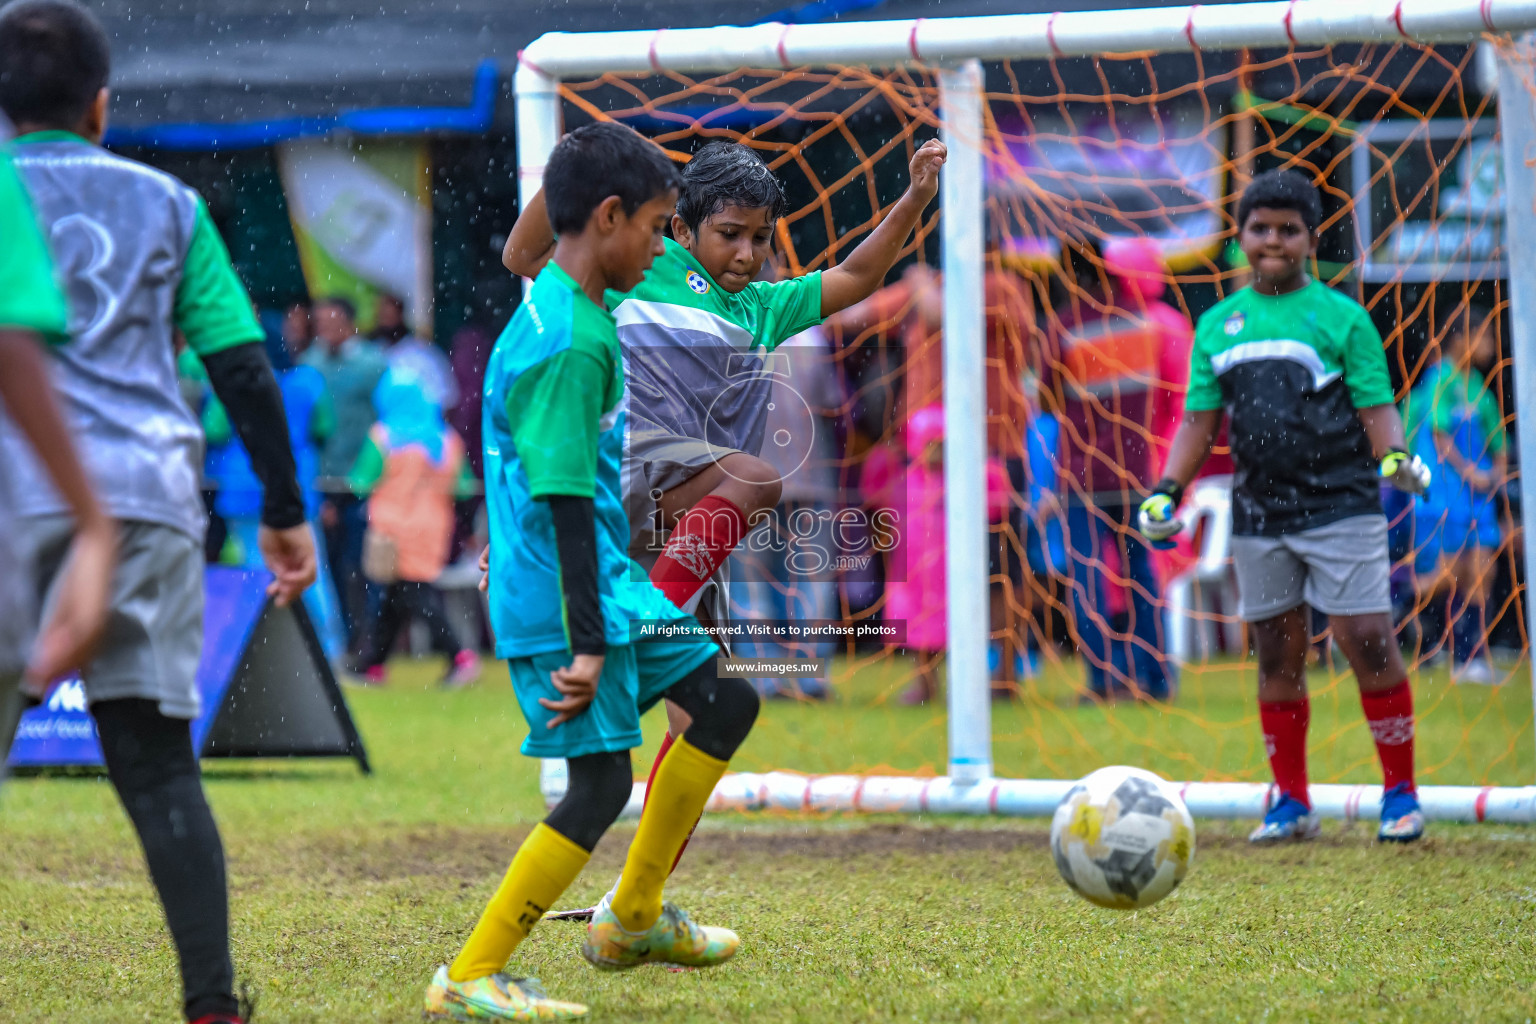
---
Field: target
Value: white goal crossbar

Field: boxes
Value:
[518,0,1536,819]
[516,0,1536,75]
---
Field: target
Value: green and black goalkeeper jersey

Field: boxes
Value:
[1187,280,1395,537]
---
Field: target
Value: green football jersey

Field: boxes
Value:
[1187,279,1394,537]
[483,260,685,658]
[609,237,823,460]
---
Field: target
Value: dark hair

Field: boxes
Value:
[545,122,682,235]
[317,296,357,323]
[1237,168,1323,233]
[1435,300,1492,346]
[0,0,110,129]
[676,141,787,232]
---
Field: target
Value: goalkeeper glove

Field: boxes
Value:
[1137,479,1185,550]
[1380,449,1431,496]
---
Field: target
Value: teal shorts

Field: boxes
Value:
[509,626,717,759]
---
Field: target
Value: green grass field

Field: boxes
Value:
[2,654,1534,1023]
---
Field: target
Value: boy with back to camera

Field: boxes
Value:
[426,121,761,1021]
[1138,169,1432,844]
[0,120,116,764]
[0,3,317,1021]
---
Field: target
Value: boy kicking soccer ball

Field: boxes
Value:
[425,122,760,1021]
[505,134,945,909]
[508,138,945,627]
[1138,168,1431,844]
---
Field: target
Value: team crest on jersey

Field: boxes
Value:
[1223,312,1244,336]
[686,270,710,295]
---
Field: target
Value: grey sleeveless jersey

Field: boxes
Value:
[2,139,206,539]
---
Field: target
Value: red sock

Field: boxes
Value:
[1361,679,1416,793]
[641,731,699,876]
[641,731,676,811]
[650,495,748,608]
[1259,698,1311,808]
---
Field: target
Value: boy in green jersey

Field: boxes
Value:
[1137,169,1431,844]
[0,4,315,1021]
[0,138,115,756]
[505,134,945,904]
[427,122,761,1022]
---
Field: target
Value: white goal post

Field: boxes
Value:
[518,0,1536,824]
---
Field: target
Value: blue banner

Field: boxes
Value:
[7,567,271,768]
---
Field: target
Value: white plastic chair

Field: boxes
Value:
[1165,475,1241,664]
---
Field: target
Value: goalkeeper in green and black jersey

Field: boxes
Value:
[1137,169,1431,845]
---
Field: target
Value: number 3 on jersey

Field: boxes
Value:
[50,213,118,342]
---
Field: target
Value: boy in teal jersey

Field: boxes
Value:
[1138,169,1431,845]
[0,137,116,755]
[426,122,761,1022]
[505,134,945,905]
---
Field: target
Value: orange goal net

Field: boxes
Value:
[526,24,1534,797]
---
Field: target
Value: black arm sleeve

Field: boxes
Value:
[547,494,606,656]
[201,342,305,530]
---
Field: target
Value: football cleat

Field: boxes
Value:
[544,905,598,924]
[1378,782,1425,843]
[1248,792,1321,844]
[1453,658,1497,686]
[423,965,587,1021]
[581,894,739,971]
[442,650,483,689]
[345,663,387,687]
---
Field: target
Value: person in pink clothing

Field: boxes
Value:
[883,405,1011,704]
[349,366,480,688]
[1099,237,1234,484]
[1105,237,1234,588]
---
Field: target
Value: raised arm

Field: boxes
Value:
[504,188,557,279]
[819,139,947,317]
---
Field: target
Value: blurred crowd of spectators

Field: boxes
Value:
[178,258,1522,701]
[180,293,489,688]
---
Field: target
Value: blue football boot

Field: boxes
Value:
[1248,792,1321,844]
[1378,782,1425,843]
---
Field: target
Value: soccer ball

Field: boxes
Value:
[1050,766,1195,910]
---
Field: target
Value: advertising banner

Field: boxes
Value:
[8,567,368,772]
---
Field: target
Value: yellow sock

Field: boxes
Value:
[448,822,589,983]
[610,736,727,932]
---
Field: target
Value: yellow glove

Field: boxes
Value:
[1137,483,1183,550]
[1380,450,1431,496]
